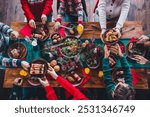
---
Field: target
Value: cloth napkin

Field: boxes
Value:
[130,68,141,86]
[20,24,33,37]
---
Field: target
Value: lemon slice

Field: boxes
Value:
[84,68,90,74]
[98,71,104,78]
[20,70,28,77]
[77,25,83,35]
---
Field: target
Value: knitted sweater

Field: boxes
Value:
[56,0,84,24]
[0,22,22,67]
[0,56,21,67]
[103,56,132,98]
[45,76,88,100]
[20,0,53,21]
[97,0,131,29]
[0,22,13,36]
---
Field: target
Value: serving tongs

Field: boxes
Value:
[60,25,73,30]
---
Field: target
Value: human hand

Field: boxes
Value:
[104,45,110,58]
[138,35,149,42]
[29,19,36,28]
[116,44,123,57]
[21,61,30,71]
[114,28,121,38]
[54,21,61,31]
[133,55,149,64]
[100,28,106,42]
[47,63,58,80]
[41,14,47,24]
[13,77,23,86]
[10,31,19,40]
[38,77,49,87]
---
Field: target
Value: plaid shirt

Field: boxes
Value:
[57,0,84,24]
[28,0,44,4]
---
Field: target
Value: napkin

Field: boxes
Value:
[130,69,141,86]
[20,24,33,37]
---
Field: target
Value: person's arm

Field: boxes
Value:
[56,0,65,22]
[44,85,58,100]
[98,0,107,29]
[115,0,131,29]
[56,76,88,100]
[0,22,13,36]
[75,0,84,24]
[20,0,35,21]
[103,58,115,94]
[0,56,21,67]
[42,0,53,16]
[119,56,132,87]
[147,34,150,39]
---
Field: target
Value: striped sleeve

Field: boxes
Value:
[0,56,22,67]
[0,22,13,36]
[75,1,84,24]
[57,0,65,22]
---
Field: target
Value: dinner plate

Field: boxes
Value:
[32,24,50,42]
[8,42,27,59]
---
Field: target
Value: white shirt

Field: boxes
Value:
[98,0,131,29]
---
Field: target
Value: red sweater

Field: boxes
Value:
[44,76,88,100]
[21,0,53,21]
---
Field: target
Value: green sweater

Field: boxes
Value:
[103,56,132,98]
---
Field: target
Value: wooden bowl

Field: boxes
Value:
[126,41,146,60]
[51,33,63,45]
[102,29,119,45]
[29,58,48,78]
[8,42,27,59]
[28,58,48,86]
[32,24,50,41]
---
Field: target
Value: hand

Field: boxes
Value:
[100,28,106,42]
[10,31,19,40]
[54,21,61,31]
[138,35,149,42]
[47,63,58,80]
[38,77,49,87]
[133,55,149,64]
[116,44,123,57]
[114,28,121,38]
[21,61,30,71]
[104,45,110,58]
[13,78,23,86]
[29,19,36,28]
[41,14,47,24]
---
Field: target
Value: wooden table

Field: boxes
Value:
[2,21,148,89]
[11,21,144,39]
[3,68,149,89]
